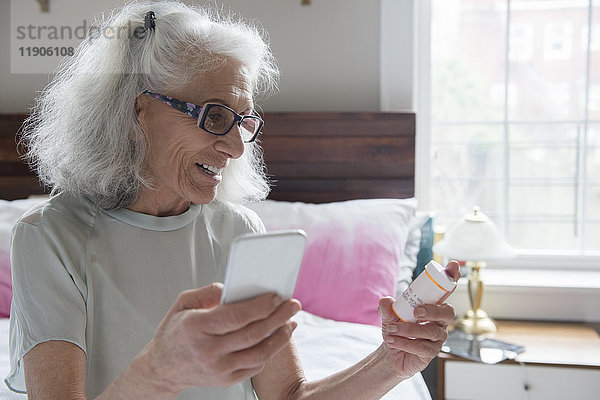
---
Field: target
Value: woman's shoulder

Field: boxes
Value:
[203,201,266,235]
[10,193,99,280]
[14,192,98,236]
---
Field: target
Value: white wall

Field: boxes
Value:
[0,1,48,113]
[0,0,416,113]
[220,0,381,112]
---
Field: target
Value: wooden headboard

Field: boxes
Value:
[0,112,415,202]
[261,112,415,203]
[0,115,46,200]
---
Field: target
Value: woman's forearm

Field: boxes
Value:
[295,344,405,400]
[95,346,180,400]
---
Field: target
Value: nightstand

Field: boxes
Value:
[437,320,600,400]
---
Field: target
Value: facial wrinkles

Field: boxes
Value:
[142,106,193,193]
[147,100,221,168]
[181,63,253,163]
[133,60,255,215]
[212,76,254,114]
[188,63,255,116]
[158,110,224,200]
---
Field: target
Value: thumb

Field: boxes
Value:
[445,260,461,282]
[174,282,224,312]
[438,261,461,304]
[379,296,400,324]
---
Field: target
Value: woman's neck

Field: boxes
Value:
[127,187,191,217]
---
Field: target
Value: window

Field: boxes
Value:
[592,22,600,50]
[422,0,600,262]
[543,21,573,60]
[509,23,534,61]
[581,23,600,51]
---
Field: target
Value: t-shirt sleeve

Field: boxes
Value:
[239,206,266,235]
[5,219,87,393]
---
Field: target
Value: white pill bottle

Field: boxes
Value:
[391,260,457,322]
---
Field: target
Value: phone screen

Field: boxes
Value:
[220,229,306,304]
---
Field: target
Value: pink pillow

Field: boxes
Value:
[0,248,12,318]
[247,199,417,326]
[0,198,50,318]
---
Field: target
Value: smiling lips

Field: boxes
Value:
[197,163,224,177]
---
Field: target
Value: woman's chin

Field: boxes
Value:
[188,186,218,205]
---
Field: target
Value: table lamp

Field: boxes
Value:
[433,206,515,335]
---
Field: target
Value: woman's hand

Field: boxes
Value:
[133,282,301,396]
[378,261,460,380]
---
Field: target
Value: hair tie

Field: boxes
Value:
[144,11,156,30]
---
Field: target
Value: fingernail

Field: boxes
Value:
[290,301,302,314]
[416,307,426,318]
[387,325,398,333]
[272,294,282,305]
[385,336,395,344]
[289,321,298,333]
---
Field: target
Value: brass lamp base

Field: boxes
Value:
[450,260,497,335]
[452,308,497,335]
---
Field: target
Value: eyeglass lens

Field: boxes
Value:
[202,105,260,142]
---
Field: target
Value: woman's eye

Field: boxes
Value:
[207,113,222,123]
[205,113,226,129]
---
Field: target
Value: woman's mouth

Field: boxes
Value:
[196,163,223,177]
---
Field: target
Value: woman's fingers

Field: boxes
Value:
[212,328,296,388]
[192,293,285,335]
[384,335,442,360]
[414,303,455,326]
[384,319,449,343]
[217,322,298,372]
[171,283,224,312]
[221,366,266,388]
[215,299,302,353]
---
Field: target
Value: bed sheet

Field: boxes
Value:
[0,314,431,399]
[0,319,21,399]
[292,311,431,399]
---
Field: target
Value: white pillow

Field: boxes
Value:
[0,198,48,251]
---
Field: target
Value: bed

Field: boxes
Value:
[0,111,433,399]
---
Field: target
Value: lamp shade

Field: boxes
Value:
[433,207,515,261]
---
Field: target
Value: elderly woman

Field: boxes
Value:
[7,1,458,399]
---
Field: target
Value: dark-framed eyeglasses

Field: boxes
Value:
[143,90,264,143]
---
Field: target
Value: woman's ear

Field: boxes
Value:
[134,95,143,118]
[133,95,149,137]
[134,94,152,128]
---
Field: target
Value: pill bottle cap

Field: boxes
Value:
[424,260,457,292]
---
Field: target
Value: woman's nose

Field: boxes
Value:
[214,124,245,159]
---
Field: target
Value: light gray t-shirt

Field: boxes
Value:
[6,193,264,399]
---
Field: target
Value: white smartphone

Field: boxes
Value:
[220,229,307,304]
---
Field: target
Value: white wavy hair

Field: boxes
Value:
[21,0,278,209]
